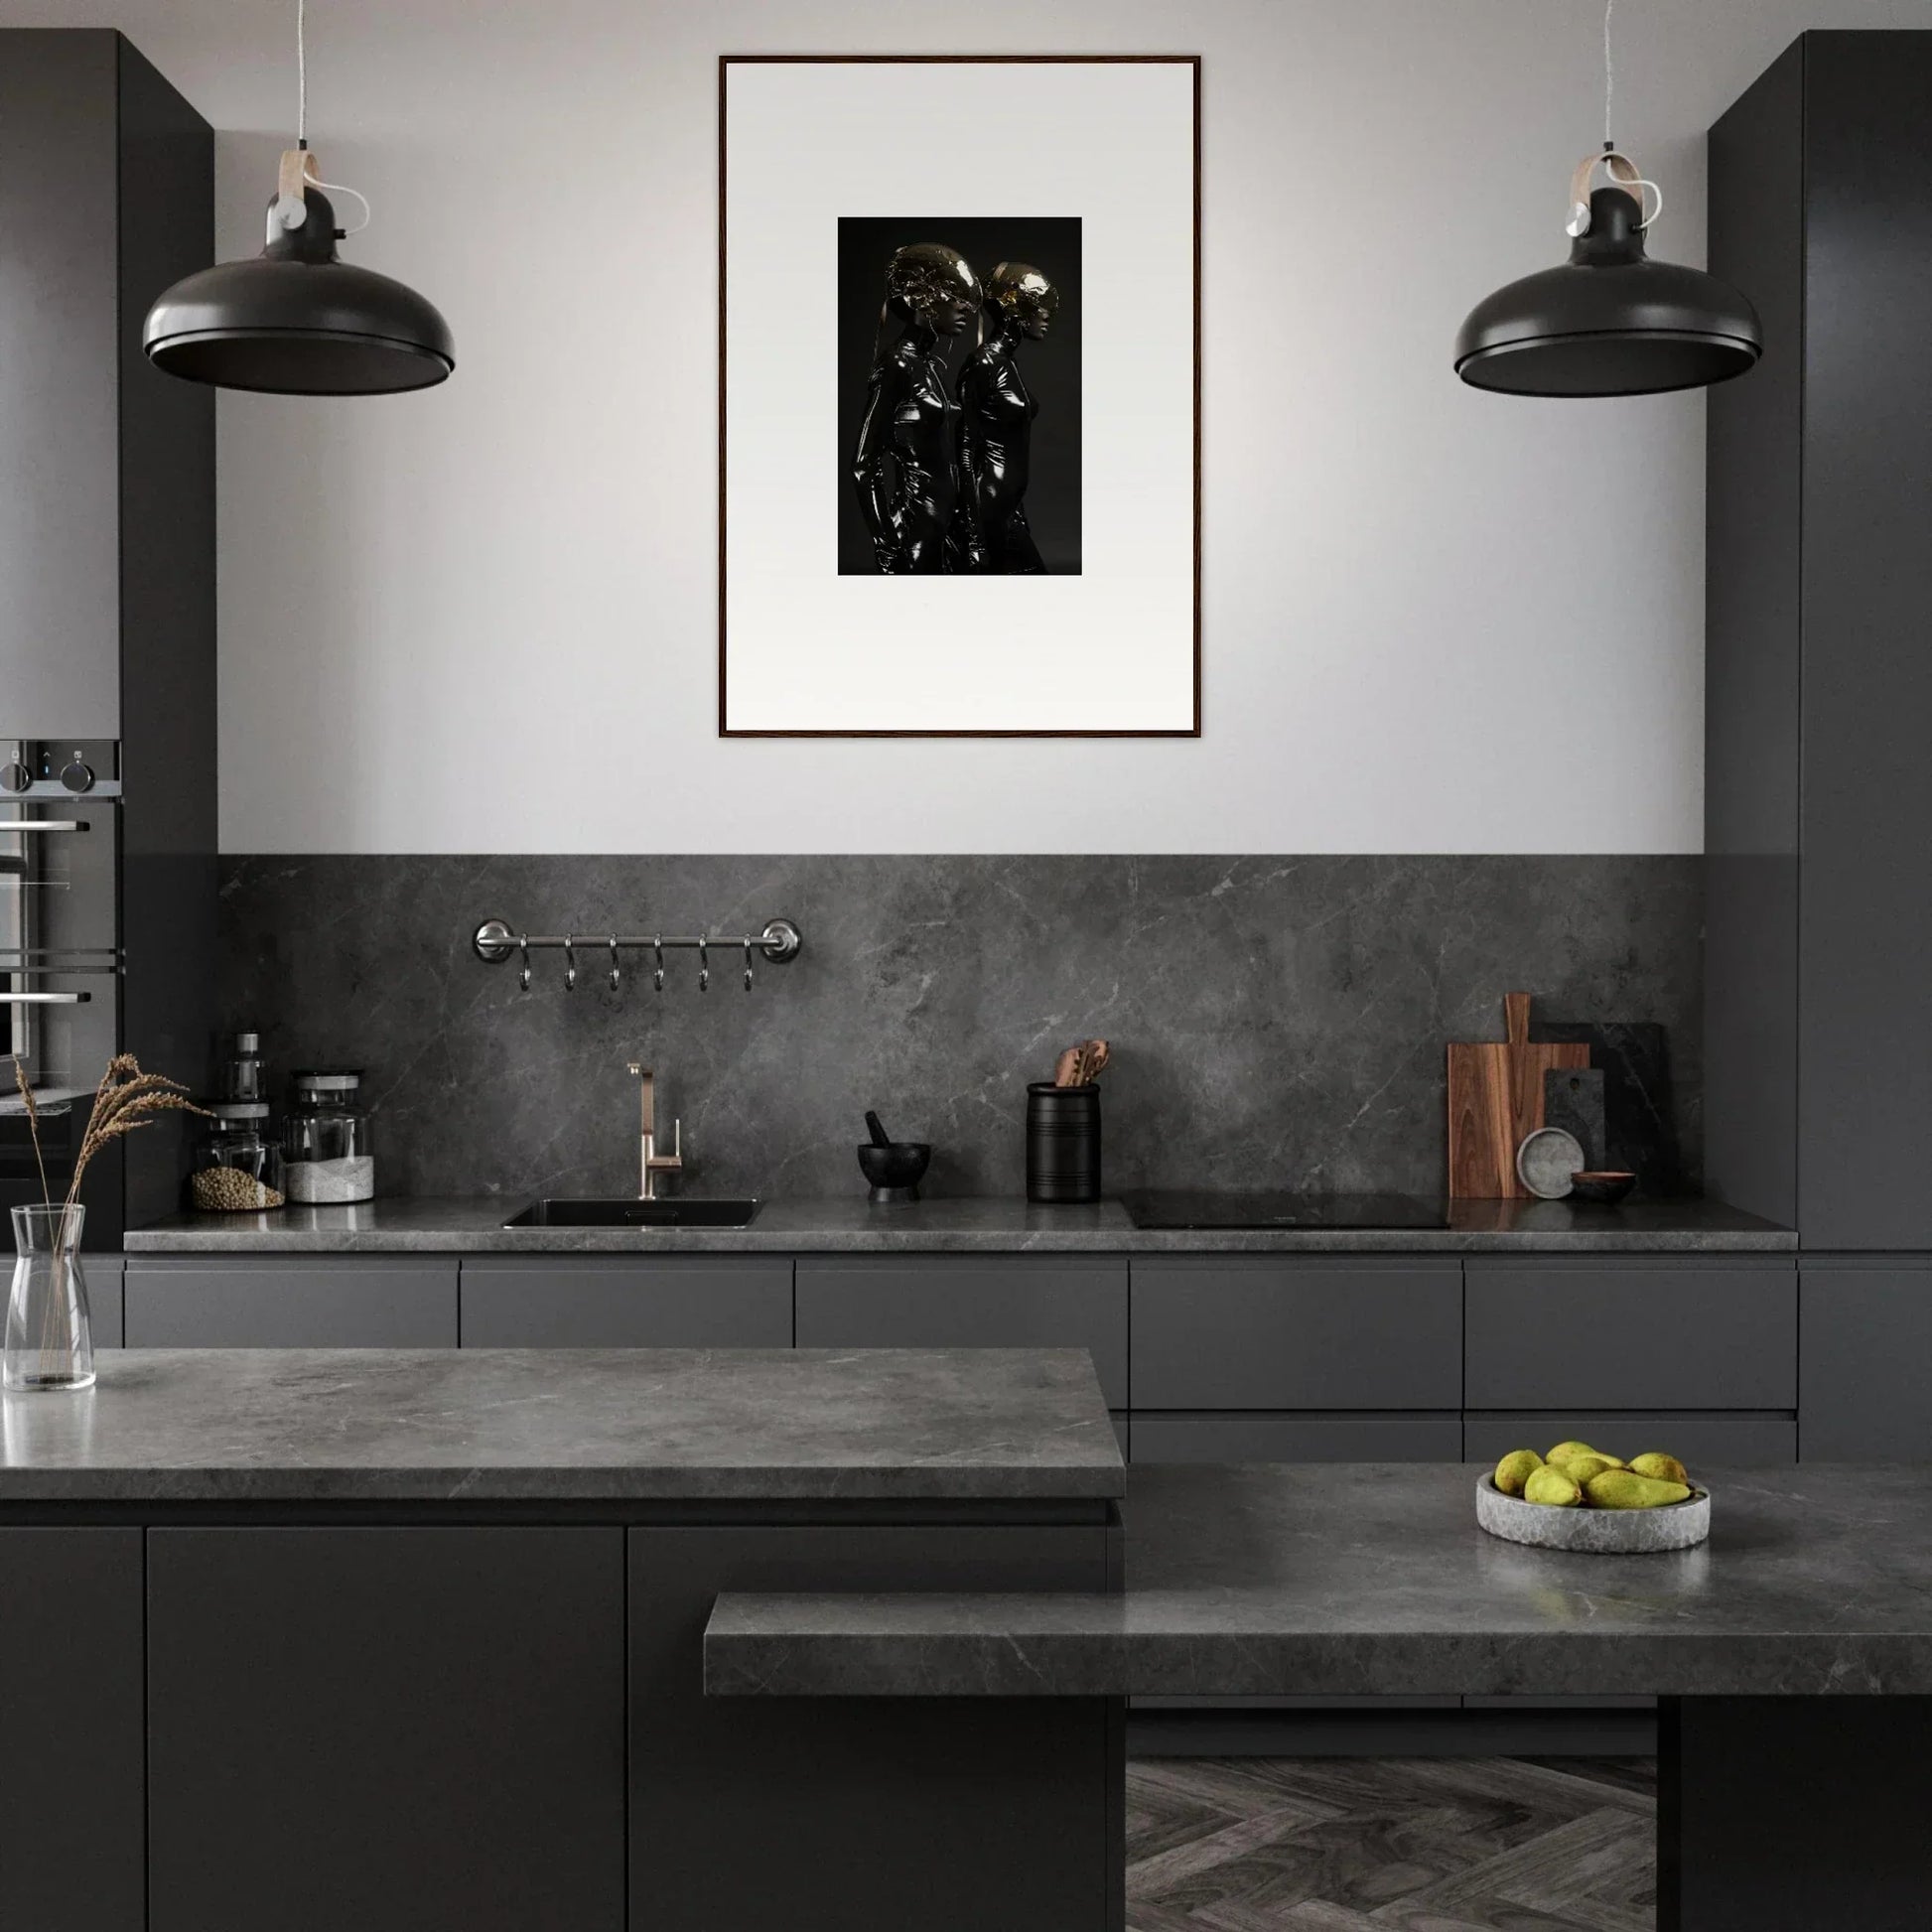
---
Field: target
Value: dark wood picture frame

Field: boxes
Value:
[718,54,1202,739]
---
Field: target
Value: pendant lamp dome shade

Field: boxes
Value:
[1456,184,1759,397]
[144,181,454,396]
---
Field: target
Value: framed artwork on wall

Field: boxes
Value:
[719,55,1200,738]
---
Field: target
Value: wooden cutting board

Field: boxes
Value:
[1447,993,1590,1198]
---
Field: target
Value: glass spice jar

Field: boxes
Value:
[283,1069,376,1204]
[190,1102,287,1212]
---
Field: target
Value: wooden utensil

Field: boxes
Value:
[1447,993,1589,1198]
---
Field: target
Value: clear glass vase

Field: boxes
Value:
[5,1204,95,1393]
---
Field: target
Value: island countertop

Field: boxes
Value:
[707,1461,1932,1699]
[122,1194,1796,1255]
[0,1347,1124,1505]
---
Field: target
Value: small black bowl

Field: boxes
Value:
[1568,1171,1637,1206]
[858,1141,930,1204]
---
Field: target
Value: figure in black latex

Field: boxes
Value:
[950,262,1060,574]
[850,243,981,574]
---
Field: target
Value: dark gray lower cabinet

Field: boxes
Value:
[124,1256,458,1346]
[85,1254,123,1347]
[147,1527,625,1932]
[0,1529,144,1932]
[1800,1260,1932,1458]
[628,1523,1118,1932]
[460,1256,791,1347]
[1462,1413,1797,1465]
[795,1256,1129,1409]
[1131,1259,1461,1411]
[1131,1414,1461,1462]
[1464,1259,1796,1411]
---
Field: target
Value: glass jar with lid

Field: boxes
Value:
[190,1102,287,1212]
[283,1069,375,1204]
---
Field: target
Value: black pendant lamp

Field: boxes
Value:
[1454,2,1759,397]
[143,1,453,395]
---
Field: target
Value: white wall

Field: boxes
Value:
[2,0,1921,854]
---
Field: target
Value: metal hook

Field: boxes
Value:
[563,934,577,992]
[743,938,755,993]
[518,934,532,993]
[697,935,709,994]
[652,936,665,994]
[608,935,621,992]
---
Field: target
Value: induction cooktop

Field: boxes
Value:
[1119,1191,1449,1231]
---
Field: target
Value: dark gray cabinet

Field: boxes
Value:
[460,1256,791,1347]
[0,29,210,733]
[1708,32,1932,1249]
[795,1256,1128,1408]
[1464,1259,1796,1411]
[148,1527,625,1932]
[1131,1258,1461,1411]
[0,1529,144,1932]
[84,1254,123,1348]
[628,1522,1116,1932]
[1132,1414,1461,1463]
[1800,1262,1932,1459]
[1462,1413,1797,1466]
[124,1257,458,1346]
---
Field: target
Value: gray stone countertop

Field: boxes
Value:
[706,1461,1932,1698]
[122,1195,1796,1255]
[0,1347,1123,1504]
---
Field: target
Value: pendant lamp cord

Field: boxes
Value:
[1602,0,1614,149]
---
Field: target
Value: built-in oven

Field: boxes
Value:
[0,741,122,1219]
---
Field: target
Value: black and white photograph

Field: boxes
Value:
[721,56,1196,735]
[838,216,1081,576]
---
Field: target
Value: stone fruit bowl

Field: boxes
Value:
[1476,1474,1711,1553]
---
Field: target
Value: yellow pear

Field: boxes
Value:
[1494,1449,1543,1496]
[1585,1469,1693,1510]
[1552,1451,1619,1485]
[1629,1452,1690,1486]
[1524,1465,1584,1507]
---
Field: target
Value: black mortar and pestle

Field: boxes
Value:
[858,1110,930,1205]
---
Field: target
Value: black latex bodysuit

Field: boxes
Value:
[851,327,958,574]
[952,322,1043,575]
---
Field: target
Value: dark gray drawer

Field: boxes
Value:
[124,1258,458,1347]
[1462,1412,1797,1466]
[460,1257,791,1348]
[1130,1258,1461,1411]
[794,1257,1127,1408]
[83,1254,123,1349]
[1464,1259,1795,1411]
[1801,1262,1932,1459]
[1130,1414,1462,1463]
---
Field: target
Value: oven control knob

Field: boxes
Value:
[0,761,29,793]
[60,759,95,795]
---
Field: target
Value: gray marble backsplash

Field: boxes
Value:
[216,856,1702,1203]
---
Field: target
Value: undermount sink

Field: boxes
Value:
[502,1197,761,1229]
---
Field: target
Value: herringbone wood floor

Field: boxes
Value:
[1126,1756,1657,1931]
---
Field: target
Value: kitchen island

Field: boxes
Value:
[713,1460,1932,1932]
[0,1347,1124,1932]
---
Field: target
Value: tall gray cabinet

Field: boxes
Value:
[1706,31,1932,1454]
[0,30,216,1239]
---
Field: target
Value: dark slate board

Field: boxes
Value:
[1543,1066,1607,1172]
[1535,1022,1685,1195]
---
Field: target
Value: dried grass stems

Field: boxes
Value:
[10,1056,209,1373]
[14,1054,209,1255]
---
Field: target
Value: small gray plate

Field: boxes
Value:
[1516,1126,1585,1199]
[1477,1475,1711,1553]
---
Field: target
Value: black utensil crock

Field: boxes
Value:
[1027,1082,1101,1204]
